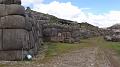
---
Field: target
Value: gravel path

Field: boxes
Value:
[0,47,120,67]
[37,47,120,67]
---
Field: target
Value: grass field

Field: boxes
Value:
[44,39,94,58]
[44,37,120,59]
[96,37,120,55]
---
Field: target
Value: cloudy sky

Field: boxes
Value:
[21,0,120,28]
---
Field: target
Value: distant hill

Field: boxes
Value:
[108,24,120,29]
[26,8,99,30]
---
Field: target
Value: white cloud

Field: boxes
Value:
[87,11,120,27]
[21,0,43,7]
[21,1,120,28]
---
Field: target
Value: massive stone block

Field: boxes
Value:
[0,50,28,61]
[2,29,33,50]
[0,30,2,50]
[0,4,25,17]
[0,15,32,30]
[0,15,25,28]
[0,0,21,5]
[0,4,7,17]
[6,4,25,15]
[0,0,44,61]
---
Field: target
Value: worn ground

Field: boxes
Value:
[38,47,120,67]
[0,37,120,67]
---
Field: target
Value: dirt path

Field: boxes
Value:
[35,47,120,67]
[0,46,120,67]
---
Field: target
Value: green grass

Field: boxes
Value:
[45,42,80,58]
[44,38,96,59]
[0,64,8,67]
[96,37,120,54]
[82,37,120,55]
[44,37,120,60]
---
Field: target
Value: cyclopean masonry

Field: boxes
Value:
[0,0,43,60]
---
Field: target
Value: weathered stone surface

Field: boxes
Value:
[25,15,33,31]
[0,4,25,17]
[29,31,35,48]
[104,35,112,41]
[71,29,80,39]
[0,0,44,61]
[2,29,32,50]
[104,24,120,42]
[6,4,25,15]
[36,21,43,37]
[0,30,2,50]
[0,50,28,61]
[0,0,21,5]
[28,35,43,56]
[26,7,102,43]
[112,35,120,42]
[105,34,120,42]
[0,15,32,30]
[0,4,7,17]
[0,15,25,29]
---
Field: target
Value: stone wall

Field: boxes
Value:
[42,23,86,43]
[26,7,101,43]
[0,0,43,61]
[0,0,102,61]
